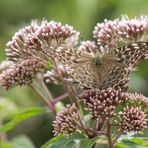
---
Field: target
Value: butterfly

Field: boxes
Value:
[50,42,148,90]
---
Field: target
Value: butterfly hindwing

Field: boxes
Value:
[112,42,148,67]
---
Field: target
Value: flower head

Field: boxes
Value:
[79,88,128,119]
[116,15,148,42]
[44,65,73,85]
[53,104,79,137]
[0,58,45,89]
[93,15,148,49]
[120,106,148,133]
[93,19,119,49]
[5,21,39,62]
[79,40,98,53]
[5,20,79,64]
[37,20,78,46]
[126,92,148,114]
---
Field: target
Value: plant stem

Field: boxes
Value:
[36,74,54,101]
[30,85,56,116]
[107,121,113,148]
[53,93,69,103]
[113,132,123,146]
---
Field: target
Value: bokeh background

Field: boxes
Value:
[0,0,147,147]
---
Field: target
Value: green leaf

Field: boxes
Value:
[41,135,65,148]
[55,101,64,112]
[0,107,45,132]
[83,136,100,148]
[41,133,105,148]
[47,60,53,70]
[68,132,86,140]
[0,140,13,148]
[64,141,76,148]
[116,136,148,148]
[41,133,86,148]
[73,139,88,148]
[11,135,35,148]
[0,98,18,120]
[115,142,128,148]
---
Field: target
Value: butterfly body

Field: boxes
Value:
[92,52,102,67]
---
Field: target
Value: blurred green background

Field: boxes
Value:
[0,0,147,147]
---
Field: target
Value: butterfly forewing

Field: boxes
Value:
[51,47,83,65]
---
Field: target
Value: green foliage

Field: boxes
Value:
[0,135,35,148]
[42,134,148,148]
[41,133,103,148]
[115,136,148,148]
[55,101,65,112]
[47,60,53,70]
[0,98,18,120]
[0,107,45,132]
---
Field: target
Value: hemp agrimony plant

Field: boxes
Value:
[0,15,148,147]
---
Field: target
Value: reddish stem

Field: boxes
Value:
[107,121,113,148]
[31,85,56,116]
[53,93,69,103]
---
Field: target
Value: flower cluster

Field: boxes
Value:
[93,15,148,50]
[0,16,148,139]
[52,104,79,136]
[0,20,79,89]
[79,88,128,119]
[6,20,79,63]
[126,93,148,114]
[0,59,45,89]
[78,40,98,53]
[120,106,147,133]
[44,65,73,84]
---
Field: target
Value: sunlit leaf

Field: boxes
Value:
[47,60,53,70]
[116,136,148,148]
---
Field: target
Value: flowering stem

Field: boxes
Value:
[53,93,69,103]
[30,85,56,116]
[106,121,113,148]
[77,112,91,138]
[39,77,54,102]
[113,132,123,146]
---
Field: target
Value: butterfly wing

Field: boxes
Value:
[50,46,83,65]
[102,65,129,91]
[100,42,148,90]
[71,61,99,88]
[111,42,148,67]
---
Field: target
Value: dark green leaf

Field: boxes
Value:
[83,136,100,148]
[41,133,86,148]
[73,139,88,148]
[64,141,76,148]
[68,132,86,140]
[0,107,45,132]
[41,135,65,148]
